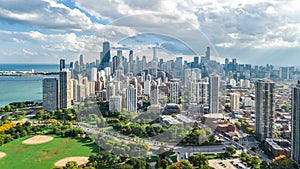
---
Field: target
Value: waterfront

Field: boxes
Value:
[0,64,60,107]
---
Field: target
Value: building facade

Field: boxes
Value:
[292,81,300,166]
[255,79,275,140]
[209,73,220,113]
[43,77,59,111]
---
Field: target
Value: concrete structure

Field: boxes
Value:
[109,95,122,112]
[150,81,158,105]
[292,80,300,166]
[231,93,240,112]
[126,86,137,112]
[209,73,220,113]
[255,79,275,140]
[43,77,59,111]
[169,79,180,104]
[90,67,98,82]
[60,69,72,108]
[265,138,291,158]
[192,79,209,106]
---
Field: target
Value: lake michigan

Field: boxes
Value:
[0,64,60,107]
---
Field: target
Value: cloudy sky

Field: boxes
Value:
[0,0,299,66]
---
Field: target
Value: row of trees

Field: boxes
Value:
[53,150,149,169]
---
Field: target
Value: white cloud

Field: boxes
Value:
[0,0,92,31]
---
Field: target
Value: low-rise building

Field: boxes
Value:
[265,138,291,158]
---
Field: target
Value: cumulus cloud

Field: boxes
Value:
[0,0,299,65]
[0,0,92,31]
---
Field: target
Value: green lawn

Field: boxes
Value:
[0,135,97,169]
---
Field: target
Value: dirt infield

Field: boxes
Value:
[54,156,89,167]
[0,152,6,159]
[22,135,53,145]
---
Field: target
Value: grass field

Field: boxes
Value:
[0,135,97,169]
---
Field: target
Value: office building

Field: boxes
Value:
[192,78,209,106]
[126,86,137,112]
[231,93,240,112]
[209,73,220,113]
[60,69,72,108]
[90,67,98,82]
[43,77,59,111]
[255,79,275,140]
[98,41,111,71]
[109,95,122,112]
[292,81,300,166]
[169,79,180,104]
[60,59,65,71]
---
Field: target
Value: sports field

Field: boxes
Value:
[0,135,96,169]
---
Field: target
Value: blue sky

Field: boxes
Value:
[0,0,300,66]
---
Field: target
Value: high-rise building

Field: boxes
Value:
[60,59,65,71]
[90,67,98,82]
[72,79,78,101]
[231,93,240,112]
[150,81,158,105]
[126,86,137,112]
[109,95,122,113]
[292,81,300,166]
[153,47,157,62]
[98,41,111,71]
[169,79,180,104]
[142,56,147,72]
[192,78,209,106]
[43,77,59,111]
[205,47,210,61]
[80,54,84,66]
[209,73,220,113]
[255,79,275,140]
[117,50,124,72]
[128,50,134,73]
[60,69,72,108]
[77,84,85,102]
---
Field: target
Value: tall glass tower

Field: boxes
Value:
[98,41,111,71]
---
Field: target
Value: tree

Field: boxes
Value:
[188,153,208,168]
[260,161,270,169]
[64,161,78,169]
[225,146,236,157]
[126,158,147,169]
[170,160,193,169]
[161,159,168,169]
[270,155,298,169]
[249,156,260,167]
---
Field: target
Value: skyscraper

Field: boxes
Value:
[90,67,98,82]
[292,81,300,166]
[98,41,111,71]
[192,78,209,106]
[43,77,59,111]
[231,93,240,112]
[128,50,134,73]
[150,81,158,105]
[169,79,180,104]
[60,69,72,108]
[209,73,220,113]
[126,86,137,112]
[60,59,65,71]
[112,55,118,74]
[109,95,122,113]
[117,50,123,72]
[205,47,210,61]
[255,79,275,140]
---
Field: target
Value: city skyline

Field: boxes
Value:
[0,0,300,66]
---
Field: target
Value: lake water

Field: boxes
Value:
[0,64,60,107]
